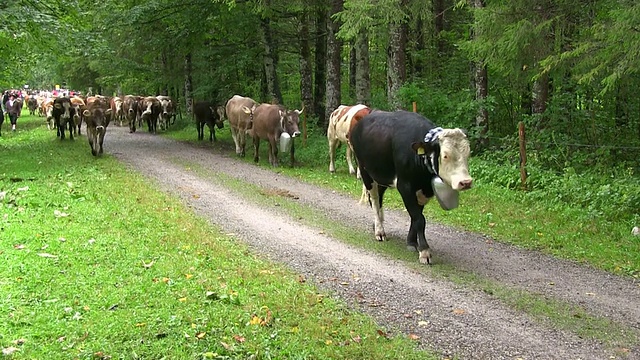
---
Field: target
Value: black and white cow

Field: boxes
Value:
[140,96,161,134]
[53,97,77,140]
[350,110,473,264]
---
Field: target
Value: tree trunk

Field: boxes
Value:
[349,40,356,100]
[314,3,328,128]
[161,51,169,96]
[324,0,343,131]
[387,4,407,110]
[298,10,313,114]
[260,10,282,104]
[355,29,371,106]
[472,0,488,149]
[434,0,445,55]
[532,73,548,116]
[184,53,193,116]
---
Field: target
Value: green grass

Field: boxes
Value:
[172,158,638,349]
[0,114,436,359]
[166,118,639,278]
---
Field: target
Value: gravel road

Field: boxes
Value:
[106,125,639,359]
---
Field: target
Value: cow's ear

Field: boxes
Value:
[412,141,436,155]
[54,103,61,109]
[82,110,90,117]
[105,109,112,116]
[242,106,252,114]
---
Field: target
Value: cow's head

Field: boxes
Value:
[209,106,224,129]
[54,99,72,122]
[278,108,302,138]
[412,128,473,191]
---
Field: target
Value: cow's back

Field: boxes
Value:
[226,95,256,128]
[351,111,435,185]
[251,104,281,137]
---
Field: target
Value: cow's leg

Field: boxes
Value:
[208,124,215,142]
[253,137,260,163]
[328,138,338,173]
[268,137,279,167]
[69,121,74,140]
[345,143,357,175]
[369,183,387,241]
[97,126,105,155]
[230,126,243,155]
[239,131,246,157]
[397,181,431,264]
[197,122,203,140]
[289,139,295,168]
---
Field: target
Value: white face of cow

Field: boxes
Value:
[437,129,473,191]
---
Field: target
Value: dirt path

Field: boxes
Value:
[106,126,639,359]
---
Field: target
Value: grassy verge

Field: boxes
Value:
[0,115,436,358]
[166,120,639,278]
[173,158,638,350]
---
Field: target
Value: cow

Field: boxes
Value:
[327,104,371,176]
[70,96,86,135]
[110,96,125,127]
[350,110,473,265]
[82,97,112,156]
[193,101,224,142]
[41,97,55,130]
[249,103,302,167]
[225,95,258,157]
[156,95,175,130]
[123,95,139,133]
[26,96,38,116]
[52,97,77,140]
[139,96,161,133]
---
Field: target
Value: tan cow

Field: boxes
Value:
[41,98,55,130]
[225,95,258,157]
[250,104,302,167]
[327,104,371,177]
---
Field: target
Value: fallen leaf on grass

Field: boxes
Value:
[351,335,361,343]
[220,341,232,350]
[205,291,219,300]
[142,260,154,269]
[178,297,187,302]
[37,253,59,259]
[185,273,193,279]
[12,339,25,345]
[54,210,69,218]
[232,335,245,343]
[2,347,19,355]
[196,332,206,339]
[376,329,389,338]
[14,244,25,250]
[135,323,146,327]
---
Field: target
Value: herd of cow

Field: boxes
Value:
[23,92,473,264]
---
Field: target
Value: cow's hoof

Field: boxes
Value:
[375,232,386,241]
[418,250,431,265]
[91,150,97,156]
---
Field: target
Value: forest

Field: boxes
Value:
[1,0,639,223]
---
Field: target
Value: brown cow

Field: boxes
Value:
[249,103,302,167]
[70,96,86,135]
[110,96,125,127]
[327,104,371,176]
[225,95,258,157]
[123,95,139,133]
[82,97,112,156]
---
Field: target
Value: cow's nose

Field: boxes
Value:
[292,131,301,138]
[459,179,473,190]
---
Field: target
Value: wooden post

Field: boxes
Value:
[412,101,417,113]
[518,121,528,190]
